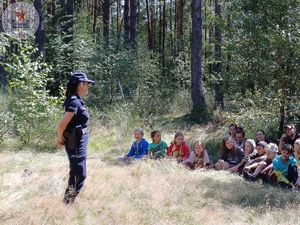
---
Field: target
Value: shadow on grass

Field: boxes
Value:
[156,114,204,130]
[199,174,300,210]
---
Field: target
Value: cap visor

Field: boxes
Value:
[86,79,95,84]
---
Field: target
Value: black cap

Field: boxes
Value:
[70,72,95,84]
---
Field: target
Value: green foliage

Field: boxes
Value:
[5,42,61,149]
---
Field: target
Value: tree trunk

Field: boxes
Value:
[103,0,110,45]
[34,0,45,60]
[93,0,97,34]
[191,0,208,121]
[129,0,137,46]
[214,0,224,109]
[279,78,286,135]
[145,0,153,50]
[117,0,121,38]
[124,0,130,45]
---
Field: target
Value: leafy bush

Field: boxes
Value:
[5,42,61,149]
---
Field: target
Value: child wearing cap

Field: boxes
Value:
[243,143,278,182]
[182,140,211,170]
[118,128,149,162]
[243,141,268,168]
[229,139,256,173]
[273,144,300,189]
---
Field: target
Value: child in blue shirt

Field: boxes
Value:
[119,128,149,162]
[273,144,300,189]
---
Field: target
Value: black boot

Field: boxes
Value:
[63,186,77,204]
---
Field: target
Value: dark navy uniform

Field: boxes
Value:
[63,93,90,201]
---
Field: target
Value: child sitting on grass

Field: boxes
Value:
[147,130,168,159]
[229,139,256,173]
[273,144,300,189]
[214,135,244,170]
[182,140,211,169]
[118,128,149,162]
[166,132,190,162]
[243,143,278,183]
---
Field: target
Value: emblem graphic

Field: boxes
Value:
[2,2,40,39]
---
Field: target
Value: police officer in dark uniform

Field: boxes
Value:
[57,72,95,204]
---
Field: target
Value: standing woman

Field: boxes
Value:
[57,72,95,204]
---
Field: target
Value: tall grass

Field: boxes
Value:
[1,151,300,225]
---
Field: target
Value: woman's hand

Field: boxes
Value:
[57,135,65,148]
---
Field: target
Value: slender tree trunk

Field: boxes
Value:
[162,0,166,73]
[145,0,153,50]
[117,0,121,37]
[191,0,208,121]
[279,78,286,134]
[34,0,45,59]
[124,0,130,45]
[129,0,137,46]
[214,0,224,109]
[103,0,110,45]
[93,0,97,34]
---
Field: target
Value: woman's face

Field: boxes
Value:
[225,139,234,150]
[229,126,236,136]
[244,142,253,156]
[255,131,265,142]
[78,82,89,96]
[194,143,203,155]
[153,133,161,144]
[175,135,184,146]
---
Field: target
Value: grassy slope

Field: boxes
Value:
[1,150,300,225]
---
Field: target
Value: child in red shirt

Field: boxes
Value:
[167,132,190,162]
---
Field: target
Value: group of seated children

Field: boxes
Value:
[118,124,300,189]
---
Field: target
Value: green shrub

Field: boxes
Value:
[5,42,61,150]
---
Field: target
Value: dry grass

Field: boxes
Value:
[1,150,300,225]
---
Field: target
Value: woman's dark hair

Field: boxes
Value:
[229,123,237,129]
[151,130,161,141]
[65,80,79,98]
[228,123,237,135]
[221,135,236,160]
[255,129,267,140]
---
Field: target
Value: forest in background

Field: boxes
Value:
[0,0,299,150]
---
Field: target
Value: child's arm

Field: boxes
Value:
[126,143,135,157]
[203,150,210,165]
[182,144,190,160]
[182,151,194,164]
[166,144,173,156]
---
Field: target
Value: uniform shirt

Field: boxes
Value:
[63,94,90,130]
[182,149,210,168]
[166,143,190,160]
[127,138,149,159]
[148,141,168,159]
